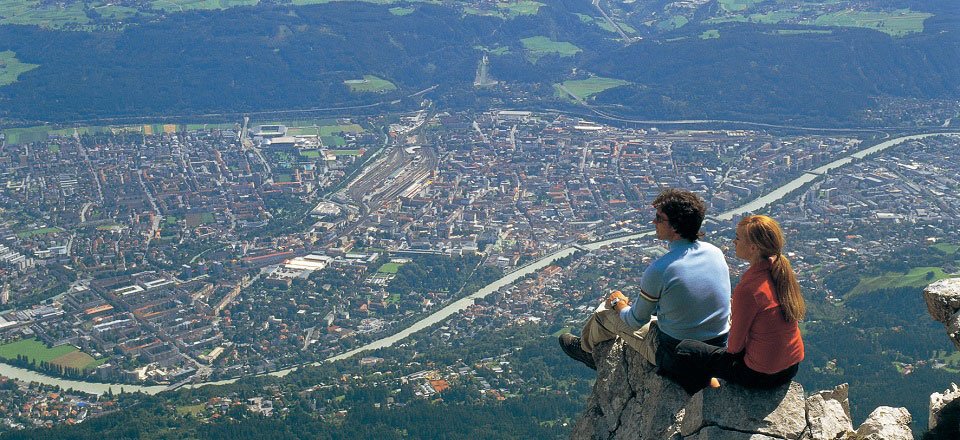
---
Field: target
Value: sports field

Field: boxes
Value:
[344,75,397,93]
[0,338,105,371]
[378,262,403,273]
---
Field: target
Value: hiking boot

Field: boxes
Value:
[559,333,596,370]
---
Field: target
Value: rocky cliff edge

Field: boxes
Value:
[571,277,960,439]
[570,338,911,439]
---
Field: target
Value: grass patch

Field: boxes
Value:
[300,150,321,158]
[389,6,414,15]
[0,0,89,28]
[811,9,931,37]
[378,262,403,273]
[748,11,798,24]
[176,404,206,416]
[933,243,960,255]
[657,15,689,31]
[555,77,629,101]
[700,29,720,39]
[497,0,542,18]
[847,267,952,297]
[0,51,39,86]
[319,124,363,136]
[0,338,106,371]
[15,227,63,238]
[344,75,397,93]
[933,350,960,373]
[329,149,362,156]
[773,29,833,35]
[321,135,347,147]
[149,0,258,12]
[520,36,581,63]
[718,0,763,13]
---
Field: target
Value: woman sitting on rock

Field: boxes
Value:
[676,214,805,390]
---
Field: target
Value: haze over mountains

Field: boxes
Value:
[0,0,957,125]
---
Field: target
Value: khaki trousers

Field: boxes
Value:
[580,302,659,366]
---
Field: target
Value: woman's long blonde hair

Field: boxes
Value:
[739,215,806,322]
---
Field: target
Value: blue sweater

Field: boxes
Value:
[620,239,731,341]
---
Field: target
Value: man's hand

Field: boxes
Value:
[606,290,629,312]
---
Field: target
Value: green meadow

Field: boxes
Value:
[847,266,952,297]
[0,338,105,371]
[344,75,397,93]
[812,9,932,37]
[0,51,40,86]
[700,29,721,39]
[15,227,63,239]
[389,6,414,15]
[521,36,581,62]
[149,0,258,12]
[0,0,89,28]
[555,77,629,101]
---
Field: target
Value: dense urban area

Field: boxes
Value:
[0,108,958,433]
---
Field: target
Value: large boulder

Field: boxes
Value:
[805,384,853,440]
[854,406,912,440]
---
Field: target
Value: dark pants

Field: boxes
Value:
[654,330,729,394]
[673,339,799,393]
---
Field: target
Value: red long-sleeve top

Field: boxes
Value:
[728,259,804,374]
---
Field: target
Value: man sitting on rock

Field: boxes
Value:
[559,189,731,389]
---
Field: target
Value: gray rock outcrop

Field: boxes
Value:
[923,278,960,439]
[928,383,960,435]
[854,406,912,440]
[923,278,960,351]
[571,339,912,439]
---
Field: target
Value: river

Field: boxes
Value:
[2,131,955,395]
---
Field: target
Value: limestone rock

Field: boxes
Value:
[923,278,960,351]
[571,339,688,439]
[927,383,960,439]
[681,381,806,439]
[570,339,916,440]
[853,406,912,440]
[805,384,853,440]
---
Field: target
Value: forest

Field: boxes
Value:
[0,1,957,126]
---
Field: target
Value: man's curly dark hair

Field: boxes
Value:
[652,189,707,242]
